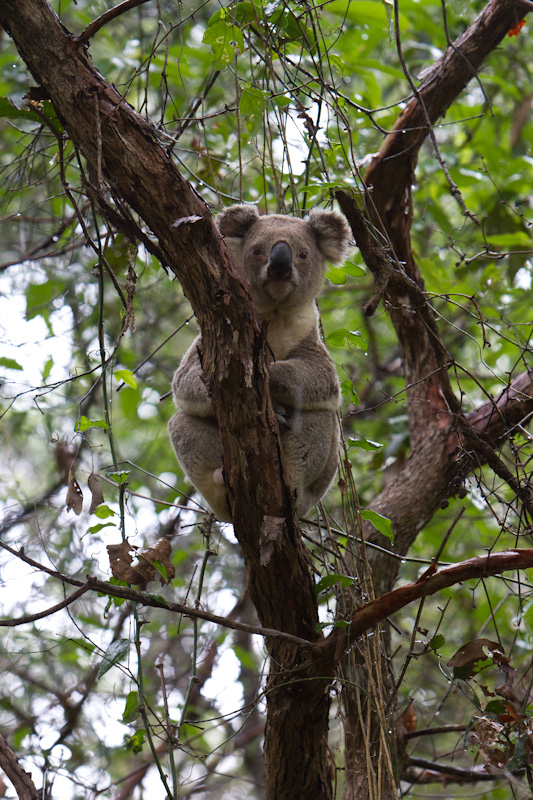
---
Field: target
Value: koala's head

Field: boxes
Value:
[216,205,351,313]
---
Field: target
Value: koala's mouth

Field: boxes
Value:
[264,278,294,303]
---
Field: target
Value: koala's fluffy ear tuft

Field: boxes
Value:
[216,204,260,238]
[307,208,351,265]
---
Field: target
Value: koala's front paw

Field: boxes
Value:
[272,400,294,430]
[268,361,299,408]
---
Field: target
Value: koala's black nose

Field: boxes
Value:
[267,241,293,280]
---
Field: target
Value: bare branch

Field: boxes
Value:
[406,756,518,784]
[77,0,151,45]
[341,549,533,641]
[0,581,93,627]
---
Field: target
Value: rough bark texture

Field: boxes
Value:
[0,734,39,800]
[1,1,532,799]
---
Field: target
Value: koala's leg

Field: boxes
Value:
[280,410,339,518]
[168,411,231,522]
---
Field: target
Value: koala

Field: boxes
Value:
[168,204,351,522]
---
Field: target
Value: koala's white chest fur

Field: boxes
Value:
[262,303,318,360]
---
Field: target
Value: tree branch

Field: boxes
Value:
[0,581,93,627]
[404,756,509,784]
[341,549,533,642]
[0,734,39,800]
[77,0,151,45]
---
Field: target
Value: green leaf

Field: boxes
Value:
[42,357,53,381]
[344,262,366,278]
[240,86,268,136]
[121,691,140,724]
[25,281,55,321]
[315,573,356,595]
[147,593,172,608]
[273,94,291,108]
[428,634,445,653]
[203,19,244,69]
[93,505,116,519]
[327,328,367,351]
[348,437,383,451]
[326,261,366,285]
[325,266,346,285]
[152,560,169,582]
[125,728,146,754]
[327,0,408,30]
[0,97,62,131]
[266,5,314,45]
[106,470,131,484]
[340,379,360,405]
[114,369,138,390]
[333,618,349,630]
[0,97,43,122]
[208,2,259,27]
[232,644,257,671]
[97,638,130,680]
[87,522,116,534]
[360,509,394,542]
[485,699,507,715]
[486,232,531,248]
[0,357,23,371]
[507,733,528,770]
[76,416,109,432]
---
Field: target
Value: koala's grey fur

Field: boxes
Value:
[168,204,351,521]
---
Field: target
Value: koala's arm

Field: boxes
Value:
[268,336,340,413]
[171,336,214,417]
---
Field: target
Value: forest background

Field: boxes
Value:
[0,0,533,799]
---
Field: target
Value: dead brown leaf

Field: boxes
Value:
[66,467,83,515]
[106,538,174,585]
[137,538,175,585]
[107,540,147,584]
[448,638,504,669]
[88,472,105,514]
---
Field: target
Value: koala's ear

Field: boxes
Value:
[307,208,351,265]
[216,204,259,238]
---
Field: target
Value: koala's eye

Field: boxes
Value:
[299,250,308,259]
[251,246,262,256]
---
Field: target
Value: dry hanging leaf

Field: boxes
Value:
[401,704,417,734]
[137,538,175,585]
[88,472,105,513]
[66,467,83,515]
[447,638,505,678]
[107,540,147,584]
[55,443,77,481]
[107,538,175,586]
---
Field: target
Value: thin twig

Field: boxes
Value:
[78,0,152,45]
[0,581,94,627]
